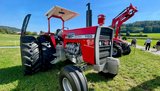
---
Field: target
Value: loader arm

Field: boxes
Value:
[111,4,137,38]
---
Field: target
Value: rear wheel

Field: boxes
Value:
[59,65,88,91]
[20,36,42,75]
[38,36,56,70]
[112,44,122,57]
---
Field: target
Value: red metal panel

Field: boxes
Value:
[113,37,127,44]
[81,39,95,64]
[63,38,95,65]
[63,26,98,65]
[50,35,56,48]
[98,14,105,26]
[62,26,97,38]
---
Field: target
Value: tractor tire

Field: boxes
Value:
[123,45,131,55]
[38,36,56,70]
[20,36,42,75]
[99,72,117,78]
[59,65,88,91]
[112,44,122,57]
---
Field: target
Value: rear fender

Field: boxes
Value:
[21,14,31,36]
[113,39,128,46]
[113,38,126,43]
[38,35,56,48]
[50,35,56,48]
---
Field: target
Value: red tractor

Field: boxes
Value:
[20,3,121,91]
[112,4,137,57]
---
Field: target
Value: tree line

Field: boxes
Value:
[0,28,16,34]
[0,26,37,35]
[1,21,160,35]
[121,21,160,33]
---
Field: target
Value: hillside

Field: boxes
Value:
[121,21,160,33]
[0,26,20,34]
[1,21,160,34]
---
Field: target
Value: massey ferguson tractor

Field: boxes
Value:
[20,3,137,91]
[112,4,137,57]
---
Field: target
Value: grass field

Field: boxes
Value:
[127,39,158,47]
[146,33,160,39]
[0,34,20,46]
[125,33,160,46]
[0,48,160,91]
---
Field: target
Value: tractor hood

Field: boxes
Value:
[45,6,79,21]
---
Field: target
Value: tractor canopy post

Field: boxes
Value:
[48,15,64,34]
[48,18,51,34]
[62,20,64,30]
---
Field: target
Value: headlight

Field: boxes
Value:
[99,41,102,46]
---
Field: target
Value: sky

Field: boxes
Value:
[0,0,160,32]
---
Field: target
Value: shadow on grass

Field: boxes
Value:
[129,76,160,91]
[0,62,114,91]
[86,72,113,82]
[14,69,61,91]
[14,62,71,91]
[86,72,114,91]
[0,62,69,91]
[0,66,22,85]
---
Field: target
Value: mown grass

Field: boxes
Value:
[0,48,60,91]
[146,33,160,39]
[0,34,20,46]
[0,48,160,91]
[125,33,160,47]
[128,39,158,47]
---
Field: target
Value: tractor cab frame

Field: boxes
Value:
[45,6,79,33]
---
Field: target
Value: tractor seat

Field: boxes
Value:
[55,29,63,44]
[56,29,63,37]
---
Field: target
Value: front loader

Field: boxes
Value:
[20,3,120,91]
[111,4,138,57]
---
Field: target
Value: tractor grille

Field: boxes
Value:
[98,27,113,63]
[99,45,110,59]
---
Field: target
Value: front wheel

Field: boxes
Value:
[112,44,122,57]
[59,65,88,91]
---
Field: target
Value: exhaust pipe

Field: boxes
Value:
[86,3,92,27]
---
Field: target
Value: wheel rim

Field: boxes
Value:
[113,48,118,55]
[62,77,72,91]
